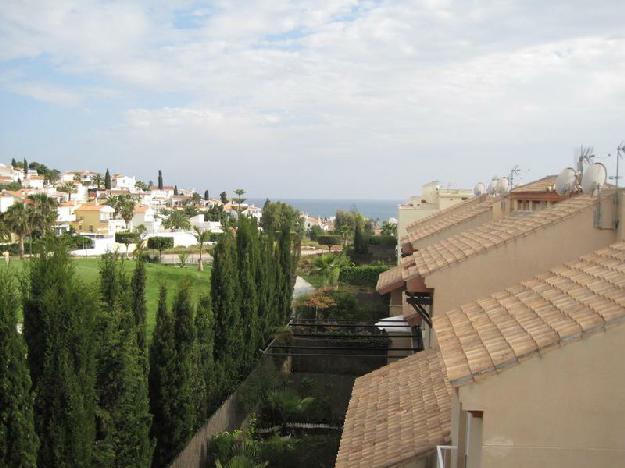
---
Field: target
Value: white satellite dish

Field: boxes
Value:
[473,182,485,197]
[581,162,607,195]
[555,167,578,196]
[496,177,510,195]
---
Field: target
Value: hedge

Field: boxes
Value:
[367,235,396,247]
[339,265,389,287]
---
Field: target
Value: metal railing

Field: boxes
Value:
[436,445,457,468]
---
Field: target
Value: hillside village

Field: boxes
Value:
[0,160,335,257]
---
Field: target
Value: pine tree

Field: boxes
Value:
[237,217,260,371]
[157,170,163,190]
[104,169,112,189]
[132,256,148,368]
[149,287,176,467]
[195,295,216,423]
[93,253,153,467]
[23,243,97,467]
[211,230,241,386]
[0,270,39,467]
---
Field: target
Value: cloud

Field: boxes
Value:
[1,1,625,197]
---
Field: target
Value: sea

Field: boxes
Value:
[247,198,401,222]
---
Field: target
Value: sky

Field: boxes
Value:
[1,1,624,199]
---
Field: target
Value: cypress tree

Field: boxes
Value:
[170,283,198,453]
[237,217,260,371]
[23,158,28,176]
[10,157,16,167]
[211,230,241,385]
[104,169,112,189]
[195,295,216,423]
[257,234,277,342]
[157,170,164,190]
[277,226,293,324]
[149,287,176,467]
[203,190,209,201]
[94,253,153,467]
[0,269,38,467]
[23,243,97,467]
[174,185,179,196]
[132,256,149,368]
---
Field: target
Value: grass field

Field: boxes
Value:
[4,257,211,339]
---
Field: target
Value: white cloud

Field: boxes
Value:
[1,0,625,197]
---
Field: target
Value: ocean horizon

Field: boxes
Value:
[247,198,402,221]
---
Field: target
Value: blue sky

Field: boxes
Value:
[1,1,624,198]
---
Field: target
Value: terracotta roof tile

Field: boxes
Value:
[336,349,452,468]
[404,194,599,280]
[434,241,625,387]
[402,195,499,247]
[376,265,405,294]
[511,175,558,193]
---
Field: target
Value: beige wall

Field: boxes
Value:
[427,201,617,319]
[454,322,625,468]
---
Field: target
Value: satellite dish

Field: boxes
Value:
[581,162,607,195]
[473,182,485,197]
[496,177,510,195]
[555,167,577,196]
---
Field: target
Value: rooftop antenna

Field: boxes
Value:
[609,142,625,189]
[508,165,521,188]
[576,145,595,174]
[581,162,607,196]
[554,167,577,196]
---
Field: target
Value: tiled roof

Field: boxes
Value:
[511,175,557,193]
[434,242,625,387]
[376,265,404,294]
[403,195,499,247]
[404,194,598,280]
[336,349,452,468]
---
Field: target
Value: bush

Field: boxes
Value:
[115,231,138,245]
[339,265,388,287]
[317,235,341,251]
[146,236,174,250]
[368,235,396,246]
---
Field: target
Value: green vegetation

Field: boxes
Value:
[6,257,211,338]
[0,269,39,467]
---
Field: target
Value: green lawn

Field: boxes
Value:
[4,257,211,339]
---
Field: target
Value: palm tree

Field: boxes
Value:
[193,226,211,270]
[234,188,246,213]
[2,203,31,257]
[163,210,191,231]
[312,254,349,289]
[108,195,135,229]
[27,194,58,237]
[57,182,76,201]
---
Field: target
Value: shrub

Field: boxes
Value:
[368,235,396,246]
[339,265,388,287]
[317,235,341,252]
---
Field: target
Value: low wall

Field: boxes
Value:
[171,355,290,468]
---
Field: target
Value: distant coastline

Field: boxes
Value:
[247,198,401,221]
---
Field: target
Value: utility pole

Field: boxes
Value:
[508,165,521,188]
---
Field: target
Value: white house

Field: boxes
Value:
[189,214,223,234]
[146,231,197,248]
[24,175,45,189]
[54,202,77,234]
[132,204,161,233]
[0,164,20,182]
[0,191,17,213]
[112,174,136,191]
